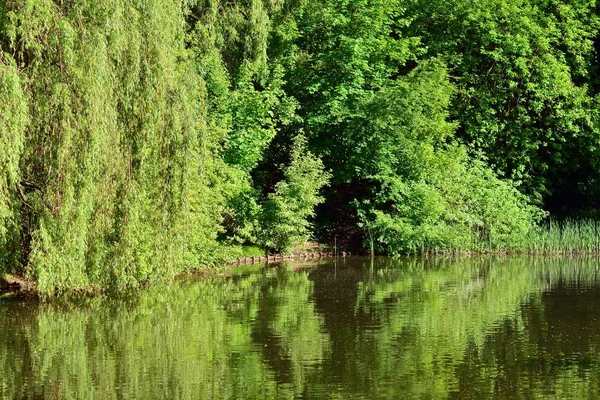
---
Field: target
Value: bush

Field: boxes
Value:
[257,136,330,253]
[361,146,545,255]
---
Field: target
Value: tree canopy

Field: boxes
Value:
[1,0,598,293]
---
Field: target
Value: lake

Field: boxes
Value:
[2,256,600,399]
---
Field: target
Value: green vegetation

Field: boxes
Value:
[257,136,330,253]
[236,245,265,258]
[406,0,600,204]
[528,219,600,254]
[1,0,600,293]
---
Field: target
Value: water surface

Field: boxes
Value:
[2,256,600,399]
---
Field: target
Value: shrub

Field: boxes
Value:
[361,146,545,255]
[257,136,330,253]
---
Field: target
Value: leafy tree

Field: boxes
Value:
[406,0,600,206]
[271,0,543,253]
[269,0,426,247]
[1,0,224,293]
[187,0,301,247]
[257,136,330,253]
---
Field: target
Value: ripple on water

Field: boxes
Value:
[2,256,600,399]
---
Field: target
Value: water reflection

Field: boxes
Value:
[2,256,600,399]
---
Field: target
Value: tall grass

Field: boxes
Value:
[407,219,600,256]
[527,219,600,254]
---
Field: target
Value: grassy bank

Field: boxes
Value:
[405,219,600,256]
[526,219,600,254]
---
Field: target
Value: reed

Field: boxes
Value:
[527,219,600,254]
[409,219,600,256]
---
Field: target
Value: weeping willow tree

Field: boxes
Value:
[0,0,227,294]
[0,0,328,294]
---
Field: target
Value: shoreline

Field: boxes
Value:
[0,274,36,300]
[0,251,338,299]
[5,251,600,298]
[227,250,338,266]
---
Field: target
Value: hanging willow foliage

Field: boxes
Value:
[1,0,226,294]
[0,53,28,274]
[0,0,319,295]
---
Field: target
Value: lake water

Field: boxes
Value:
[2,256,600,399]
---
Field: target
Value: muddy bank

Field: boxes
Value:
[228,250,348,266]
[0,274,36,298]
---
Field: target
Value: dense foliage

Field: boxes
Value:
[269,0,547,253]
[405,0,600,207]
[1,0,599,292]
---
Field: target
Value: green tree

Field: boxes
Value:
[1,0,224,293]
[406,0,600,207]
[271,0,542,253]
[258,136,330,253]
[186,0,301,248]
